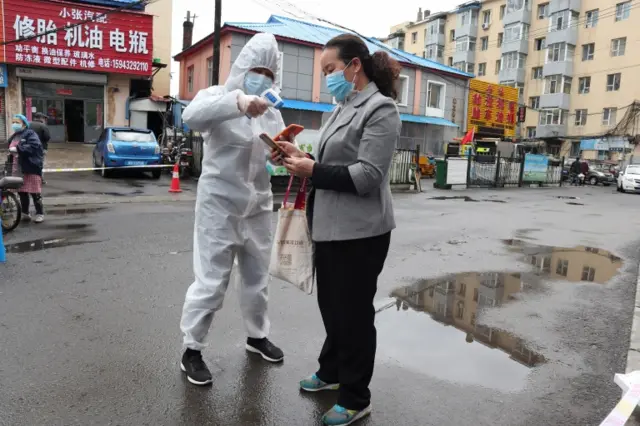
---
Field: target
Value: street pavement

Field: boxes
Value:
[1,179,640,425]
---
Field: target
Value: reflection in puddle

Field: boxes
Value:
[381,240,622,392]
[47,207,107,216]
[6,238,102,253]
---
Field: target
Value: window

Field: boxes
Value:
[481,37,489,50]
[500,5,506,19]
[426,81,446,110]
[458,282,467,296]
[495,59,501,74]
[458,9,478,26]
[473,288,479,302]
[579,77,591,94]
[544,75,560,94]
[532,67,543,79]
[450,30,456,42]
[563,76,572,94]
[502,52,526,69]
[456,302,465,319]
[603,108,617,126]
[530,96,540,109]
[585,247,600,253]
[606,73,621,91]
[575,109,587,126]
[478,62,487,76]
[616,2,631,21]
[507,0,529,13]
[550,10,579,32]
[582,43,595,61]
[570,141,581,157]
[504,81,525,99]
[611,38,627,57]
[187,66,194,92]
[395,75,410,106]
[467,63,475,74]
[427,19,446,37]
[497,32,504,47]
[585,9,599,28]
[582,266,596,282]
[504,23,529,43]
[535,37,546,51]
[547,43,574,62]
[426,44,444,60]
[456,36,476,52]
[527,127,537,138]
[556,259,568,276]
[539,108,567,126]
[482,10,491,26]
[448,57,453,66]
[206,57,213,86]
[538,3,548,19]
[412,32,418,44]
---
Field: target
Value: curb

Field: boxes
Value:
[625,260,640,374]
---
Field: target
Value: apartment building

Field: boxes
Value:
[382,8,431,57]
[388,0,640,160]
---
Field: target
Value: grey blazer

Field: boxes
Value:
[310,82,401,242]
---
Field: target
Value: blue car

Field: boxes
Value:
[92,127,162,179]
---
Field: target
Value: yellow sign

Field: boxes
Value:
[466,79,519,138]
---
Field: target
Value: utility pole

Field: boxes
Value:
[211,0,222,85]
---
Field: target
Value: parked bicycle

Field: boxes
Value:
[1,152,24,232]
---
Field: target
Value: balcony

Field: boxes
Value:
[499,68,526,84]
[503,8,532,25]
[549,0,581,14]
[536,123,568,138]
[426,32,445,46]
[501,38,529,55]
[540,93,571,110]
[456,21,478,39]
[547,27,578,46]
[543,60,574,77]
[453,50,475,65]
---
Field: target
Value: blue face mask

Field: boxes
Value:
[11,123,23,133]
[244,71,274,96]
[326,60,355,102]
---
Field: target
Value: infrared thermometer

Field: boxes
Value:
[246,88,284,118]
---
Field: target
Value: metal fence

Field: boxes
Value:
[466,154,564,188]
[389,149,415,184]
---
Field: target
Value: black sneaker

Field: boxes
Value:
[245,338,284,363]
[180,349,213,386]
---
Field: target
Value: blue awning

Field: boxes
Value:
[282,99,335,112]
[400,114,459,127]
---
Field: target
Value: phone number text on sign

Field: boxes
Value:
[3,0,153,76]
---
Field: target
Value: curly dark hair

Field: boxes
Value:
[324,34,401,100]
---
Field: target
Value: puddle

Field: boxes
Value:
[5,225,102,253]
[124,180,145,188]
[556,196,579,200]
[430,196,506,203]
[380,240,622,392]
[47,207,108,216]
[6,238,102,253]
[566,202,585,206]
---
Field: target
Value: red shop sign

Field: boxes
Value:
[56,88,72,95]
[2,0,153,76]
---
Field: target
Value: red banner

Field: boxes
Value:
[2,0,153,75]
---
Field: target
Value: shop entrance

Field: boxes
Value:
[64,99,84,143]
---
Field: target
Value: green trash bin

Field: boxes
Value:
[434,159,450,189]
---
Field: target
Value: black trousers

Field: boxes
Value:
[19,192,44,215]
[314,231,391,411]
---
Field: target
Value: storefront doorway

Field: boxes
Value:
[64,99,84,142]
[22,80,104,143]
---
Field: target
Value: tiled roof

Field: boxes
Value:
[225,15,473,78]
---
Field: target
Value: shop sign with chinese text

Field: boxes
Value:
[2,0,153,76]
[467,80,519,138]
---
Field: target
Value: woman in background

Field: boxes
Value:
[8,114,44,223]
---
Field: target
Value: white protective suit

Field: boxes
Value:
[180,33,285,351]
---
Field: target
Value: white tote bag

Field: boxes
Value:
[269,176,314,294]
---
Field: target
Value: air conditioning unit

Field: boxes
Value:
[482,22,490,30]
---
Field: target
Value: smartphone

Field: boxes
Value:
[260,133,289,157]
[274,124,304,141]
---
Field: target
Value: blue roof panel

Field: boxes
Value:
[226,15,471,78]
[399,114,459,127]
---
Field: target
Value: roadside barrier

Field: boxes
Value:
[600,371,640,425]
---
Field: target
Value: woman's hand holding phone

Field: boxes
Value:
[271,136,305,164]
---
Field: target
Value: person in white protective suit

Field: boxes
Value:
[179,33,286,386]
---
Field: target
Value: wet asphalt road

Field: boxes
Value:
[1,182,640,425]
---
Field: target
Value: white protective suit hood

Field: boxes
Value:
[225,33,282,93]
[179,33,286,350]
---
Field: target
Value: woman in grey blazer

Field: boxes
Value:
[274,34,402,426]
